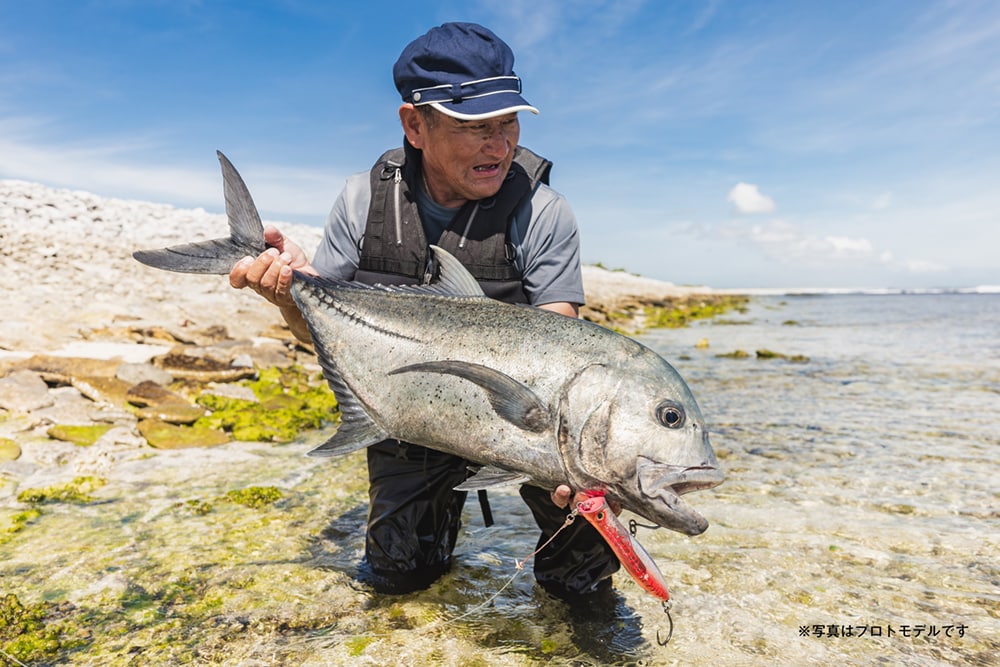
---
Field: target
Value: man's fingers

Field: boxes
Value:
[229,256,254,289]
[550,484,573,509]
[274,264,294,301]
[263,225,284,250]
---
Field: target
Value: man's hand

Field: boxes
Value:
[229,225,317,344]
[229,226,315,308]
[550,485,622,515]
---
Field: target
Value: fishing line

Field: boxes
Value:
[303,512,580,650]
[0,648,28,667]
[443,507,581,624]
[514,507,579,570]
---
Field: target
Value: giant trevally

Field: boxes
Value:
[133,152,724,535]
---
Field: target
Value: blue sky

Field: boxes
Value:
[2,1,998,289]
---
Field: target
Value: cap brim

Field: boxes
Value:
[427,92,539,121]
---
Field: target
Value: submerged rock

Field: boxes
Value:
[225,485,284,509]
[16,476,107,504]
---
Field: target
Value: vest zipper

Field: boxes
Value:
[393,167,403,246]
[458,203,480,249]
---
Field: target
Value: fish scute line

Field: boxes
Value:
[319,297,422,343]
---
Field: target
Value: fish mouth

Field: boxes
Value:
[635,458,724,535]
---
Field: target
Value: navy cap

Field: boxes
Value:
[393,22,539,120]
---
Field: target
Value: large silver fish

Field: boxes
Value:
[134,152,724,535]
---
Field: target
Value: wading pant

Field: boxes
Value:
[362,440,620,598]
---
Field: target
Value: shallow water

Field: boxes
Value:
[2,294,997,665]
[632,293,999,666]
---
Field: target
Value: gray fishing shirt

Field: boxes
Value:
[312,168,586,307]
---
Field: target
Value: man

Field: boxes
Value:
[229,22,618,599]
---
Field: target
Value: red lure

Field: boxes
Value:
[576,493,671,602]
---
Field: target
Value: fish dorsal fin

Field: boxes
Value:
[455,466,530,491]
[218,150,265,251]
[389,360,550,433]
[429,245,486,297]
[290,246,486,300]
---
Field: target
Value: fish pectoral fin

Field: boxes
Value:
[306,416,388,457]
[389,360,551,433]
[455,466,530,491]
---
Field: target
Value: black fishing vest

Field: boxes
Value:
[354,142,552,304]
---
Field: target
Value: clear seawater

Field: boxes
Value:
[624,293,1000,666]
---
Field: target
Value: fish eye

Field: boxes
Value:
[655,400,685,429]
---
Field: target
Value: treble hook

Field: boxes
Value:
[656,600,674,646]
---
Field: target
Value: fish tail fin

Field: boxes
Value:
[132,151,266,274]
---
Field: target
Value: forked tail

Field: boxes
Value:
[132,151,266,274]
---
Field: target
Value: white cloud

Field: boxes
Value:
[902,259,948,273]
[825,235,874,258]
[872,191,893,210]
[714,219,947,275]
[0,121,340,223]
[727,182,776,214]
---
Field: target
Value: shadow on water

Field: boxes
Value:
[294,494,657,665]
[304,501,369,574]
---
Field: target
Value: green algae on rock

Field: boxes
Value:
[0,437,20,461]
[16,476,107,505]
[224,486,283,509]
[0,593,79,664]
[195,366,340,443]
[46,424,113,447]
[715,348,809,362]
[755,349,810,363]
[137,419,231,449]
[582,294,749,335]
[1,508,41,544]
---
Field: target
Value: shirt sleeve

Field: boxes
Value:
[515,184,586,307]
[312,171,371,280]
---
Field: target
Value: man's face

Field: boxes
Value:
[406,108,521,207]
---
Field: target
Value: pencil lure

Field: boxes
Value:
[577,493,671,602]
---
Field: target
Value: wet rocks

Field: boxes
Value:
[125,380,186,407]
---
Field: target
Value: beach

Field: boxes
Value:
[1,180,997,666]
